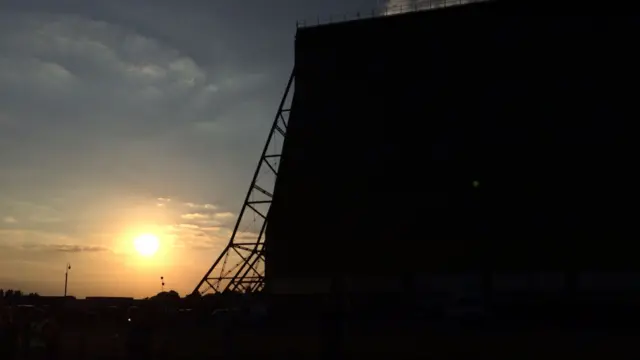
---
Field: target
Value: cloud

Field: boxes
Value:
[165,222,229,251]
[89,197,239,252]
[158,200,239,250]
[0,228,74,246]
[168,224,258,250]
[3,216,17,223]
[181,213,210,221]
[184,202,217,210]
[39,244,110,253]
[0,13,217,137]
[7,241,110,253]
[213,212,234,219]
[0,2,290,213]
[0,229,111,260]
[0,227,111,255]
[156,197,171,207]
[0,10,275,203]
[236,231,261,240]
[1,201,63,224]
[177,223,199,230]
[179,211,236,228]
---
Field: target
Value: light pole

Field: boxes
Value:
[161,276,165,292]
[64,263,71,297]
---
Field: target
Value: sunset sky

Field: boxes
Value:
[0,0,437,298]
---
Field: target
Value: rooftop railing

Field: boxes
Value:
[296,0,492,29]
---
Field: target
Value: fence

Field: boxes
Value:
[296,0,492,29]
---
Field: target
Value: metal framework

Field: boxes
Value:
[193,69,295,295]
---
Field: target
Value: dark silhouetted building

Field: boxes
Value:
[265,1,638,304]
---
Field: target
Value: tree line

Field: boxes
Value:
[0,288,248,303]
[0,289,40,299]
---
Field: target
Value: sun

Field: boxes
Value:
[133,234,160,257]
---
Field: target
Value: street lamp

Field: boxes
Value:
[64,263,71,297]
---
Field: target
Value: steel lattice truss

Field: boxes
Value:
[193,71,295,295]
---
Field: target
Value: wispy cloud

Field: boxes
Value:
[0,228,113,257]
[20,243,110,253]
[181,213,210,220]
[179,211,235,230]
[0,228,74,245]
[184,202,217,210]
[161,201,236,251]
[165,222,229,251]
[156,197,171,207]
[2,201,64,224]
[236,231,260,240]
[50,244,110,253]
[214,212,234,219]
[2,216,17,224]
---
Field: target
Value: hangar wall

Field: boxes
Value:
[265,2,638,294]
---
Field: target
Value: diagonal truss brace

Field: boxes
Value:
[193,69,295,295]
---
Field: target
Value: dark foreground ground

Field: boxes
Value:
[5,298,640,359]
[34,323,640,359]
[22,311,640,359]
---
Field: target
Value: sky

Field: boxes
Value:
[0,0,433,298]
